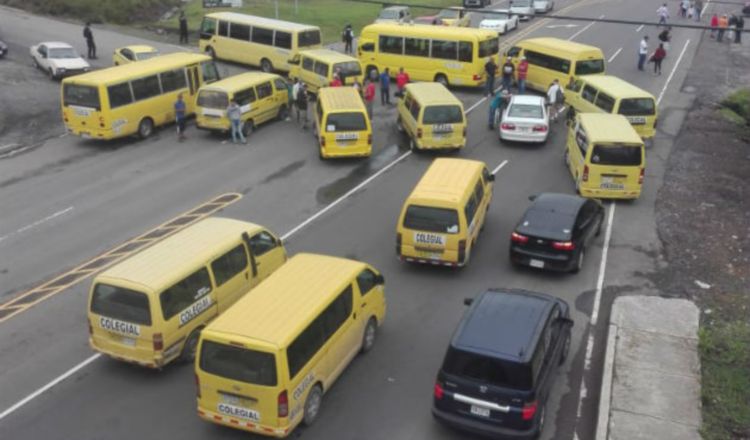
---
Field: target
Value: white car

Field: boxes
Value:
[498,95,549,144]
[533,0,554,13]
[375,6,412,23]
[478,9,520,34]
[509,0,535,20]
[30,41,90,80]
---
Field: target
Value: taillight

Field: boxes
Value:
[98,116,105,128]
[434,381,444,400]
[532,125,547,132]
[417,127,423,138]
[500,123,516,130]
[472,74,482,81]
[195,373,201,398]
[638,167,644,184]
[153,333,163,351]
[522,400,538,420]
[458,239,466,263]
[320,136,325,146]
[582,165,589,182]
[552,241,575,251]
[511,231,529,244]
[367,133,372,145]
[88,319,93,335]
[396,233,402,255]
[278,390,289,418]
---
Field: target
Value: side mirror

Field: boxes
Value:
[557,317,574,328]
[528,194,537,201]
[463,297,473,306]
[276,237,283,247]
[288,57,299,65]
[375,274,385,285]
[487,174,495,182]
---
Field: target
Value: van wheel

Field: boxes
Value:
[277,104,289,121]
[260,58,273,73]
[572,248,584,273]
[361,318,377,353]
[138,118,154,139]
[559,333,571,365]
[205,46,216,60]
[242,120,254,137]
[303,385,323,426]
[180,329,202,364]
[434,74,449,88]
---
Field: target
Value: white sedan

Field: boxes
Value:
[533,0,554,13]
[498,95,549,144]
[478,9,520,34]
[30,41,90,80]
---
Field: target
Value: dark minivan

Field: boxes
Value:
[432,288,573,439]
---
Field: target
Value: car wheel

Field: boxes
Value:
[179,329,201,364]
[260,58,273,73]
[137,118,154,139]
[434,74,449,88]
[242,120,254,137]
[559,333,571,365]
[303,385,323,427]
[572,248,584,273]
[361,318,377,353]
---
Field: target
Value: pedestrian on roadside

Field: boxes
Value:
[638,35,649,71]
[718,14,728,42]
[227,100,246,144]
[688,3,696,20]
[484,56,497,96]
[546,79,563,122]
[330,73,343,87]
[694,0,703,21]
[352,77,362,98]
[364,78,375,119]
[292,78,302,115]
[728,14,738,42]
[488,88,510,129]
[174,93,187,141]
[179,11,189,44]
[501,58,515,91]
[396,67,409,97]
[680,0,690,18]
[658,27,672,53]
[652,43,667,75]
[517,56,529,94]
[296,83,309,129]
[710,13,719,38]
[379,67,391,105]
[735,14,745,43]
[342,24,354,54]
[83,22,96,59]
[285,79,293,121]
[657,3,670,26]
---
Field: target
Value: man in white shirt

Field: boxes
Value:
[657,3,670,25]
[546,79,563,121]
[638,36,649,71]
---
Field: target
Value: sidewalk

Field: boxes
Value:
[596,296,702,440]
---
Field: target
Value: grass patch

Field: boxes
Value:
[699,320,750,440]
[0,0,180,23]
[718,107,746,125]
[721,88,750,125]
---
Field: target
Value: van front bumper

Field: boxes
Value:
[432,406,538,439]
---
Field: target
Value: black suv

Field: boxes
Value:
[432,289,573,439]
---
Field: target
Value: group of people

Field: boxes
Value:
[710,13,745,43]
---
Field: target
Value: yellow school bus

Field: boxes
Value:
[62,52,220,140]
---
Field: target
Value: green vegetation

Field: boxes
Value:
[0,0,180,23]
[720,88,750,125]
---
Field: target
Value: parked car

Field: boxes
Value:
[463,0,491,8]
[509,0,536,20]
[112,45,160,65]
[498,95,549,144]
[417,7,471,26]
[533,0,555,13]
[433,288,573,439]
[30,41,90,80]
[375,6,412,23]
[479,9,520,35]
[509,193,604,272]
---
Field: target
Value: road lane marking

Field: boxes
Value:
[636,24,645,32]
[0,206,73,244]
[491,160,509,175]
[568,15,604,40]
[591,201,615,326]
[608,47,623,62]
[657,39,691,105]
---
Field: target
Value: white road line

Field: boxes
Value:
[467,96,490,113]
[568,15,604,40]
[657,39,691,105]
[0,206,74,243]
[491,159,509,175]
[0,354,100,422]
[591,202,615,326]
[636,24,645,32]
[608,47,623,63]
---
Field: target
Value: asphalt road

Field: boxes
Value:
[0,0,704,438]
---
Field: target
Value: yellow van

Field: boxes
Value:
[288,49,364,94]
[313,87,372,159]
[564,75,657,139]
[88,217,287,369]
[505,38,605,93]
[397,82,466,151]
[397,158,494,267]
[565,113,645,199]
[112,45,160,65]
[196,72,290,135]
[195,253,386,437]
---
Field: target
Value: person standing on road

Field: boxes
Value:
[546,80,563,122]
[710,13,719,38]
[488,88,511,129]
[379,68,391,105]
[658,27,672,53]
[342,24,354,54]
[174,93,187,142]
[364,78,375,119]
[484,56,497,96]
[227,100,246,144]
[296,83,309,129]
[501,58,515,91]
[652,43,667,75]
[396,67,409,97]
[83,22,96,59]
[657,3,670,26]
[694,0,703,21]
[717,14,728,42]
[735,14,745,43]
[517,56,529,94]
[680,0,690,18]
[179,11,189,44]
[292,78,302,116]
[638,36,649,71]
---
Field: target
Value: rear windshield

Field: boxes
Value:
[618,98,656,116]
[574,59,605,75]
[199,340,277,386]
[378,9,400,19]
[63,84,100,109]
[479,38,499,58]
[443,347,533,390]
[422,105,463,124]
[197,90,229,109]
[591,144,643,166]
[90,283,151,326]
[298,30,321,48]
[325,112,367,132]
[136,51,159,61]
[334,61,362,77]
[517,209,573,241]
[508,103,543,119]
[403,205,460,234]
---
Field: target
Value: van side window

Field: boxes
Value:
[160,268,212,320]
[218,21,229,38]
[458,41,473,62]
[274,31,292,49]
[379,35,403,54]
[302,56,314,71]
[211,244,248,287]
[229,23,250,41]
[273,78,287,92]
[473,180,485,205]
[403,94,413,111]
[160,68,187,93]
[248,231,278,257]
[200,18,217,39]
[251,27,274,46]
[256,82,273,99]
[313,61,329,77]
[568,79,583,92]
[524,50,570,74]
[316,100,323,121]
[132,75,161,101]
[360,42,375,52]
[409,100,421,120]
[322,285,353,338]
[581,85,597,103]
[432,40,458,60]
[405,37,430,57]
[235,87,257,105]
[543,308,561,363]
[356,269,378,295]
[464,192,479,228]
[121,49,134,61]
[594,92,615,113]
[575,126,588,157]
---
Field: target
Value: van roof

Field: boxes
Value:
[578,113,644,144]
[300,49,359,63]
[204,12,320,31]
[96,217,263,292]
[518,37,603,58]
[362,22,497,40]
[199,72,281,93]
[453,289,556,363]
[578,75,654,99]
[318,87,367,112]
[64,52,211,85]
[405,82,462,105]
[409,158,485,204]
[204,253,366,347]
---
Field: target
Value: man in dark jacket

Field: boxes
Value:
[735,14,744,43]
[83,22,96,59]
[484,56,497,96]
[501,58,515,91]
[342,24,354,54]
[179,11,189,44]
[296,84,309,129]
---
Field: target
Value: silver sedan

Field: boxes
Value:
[498,95,550,144]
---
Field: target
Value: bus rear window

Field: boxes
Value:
[618,98,655,116]
[298,30,321,48]
[197,90,229,109]
[591,144,643,166]
[199,340,277,386]
[404,205,459,234]
[91,283,151,326]
[575,59,605,75]
[63,84,100,109]
[422,105,463,124]
[325,112,367,132]
[442,347,534,390]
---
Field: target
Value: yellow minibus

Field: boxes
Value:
[397,158,494,267]
[397,82,466,151]
[196,72,290,135]
[88,217,287,369]
[199,12,322,73]
[313,87,372,159]
[565,74,657,139]
[357,23,499,88]
[505,38,605,92]
[62,52,220,140]
[565,113,645,199]
[195,253,386,437]
[288,49,364,93]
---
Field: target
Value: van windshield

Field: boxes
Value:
[197,90,229,109]
[199,340,278,386]
[591,144,643,166]
[63,84,100,109]
[298,30,321,48]
[334,61,362,77]
[443,347,533,390]
[90,283,152,326]
[325,112,367,132]
[404,205,460,234]
[422,105,463,124]
[575,59,605,75]
[618,98,656,116]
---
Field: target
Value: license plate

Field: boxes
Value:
[600,183,625,189]
[221,394,241,405]
[120,336,136,347]
[518,127,531,133]
[627,116,647,125]
[470,405,491,417]
[529,259,545,268]
[418,250,442,260]
[432,124,453,133]
[335,133,358,141]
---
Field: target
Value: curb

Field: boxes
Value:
[595,322,618,440]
